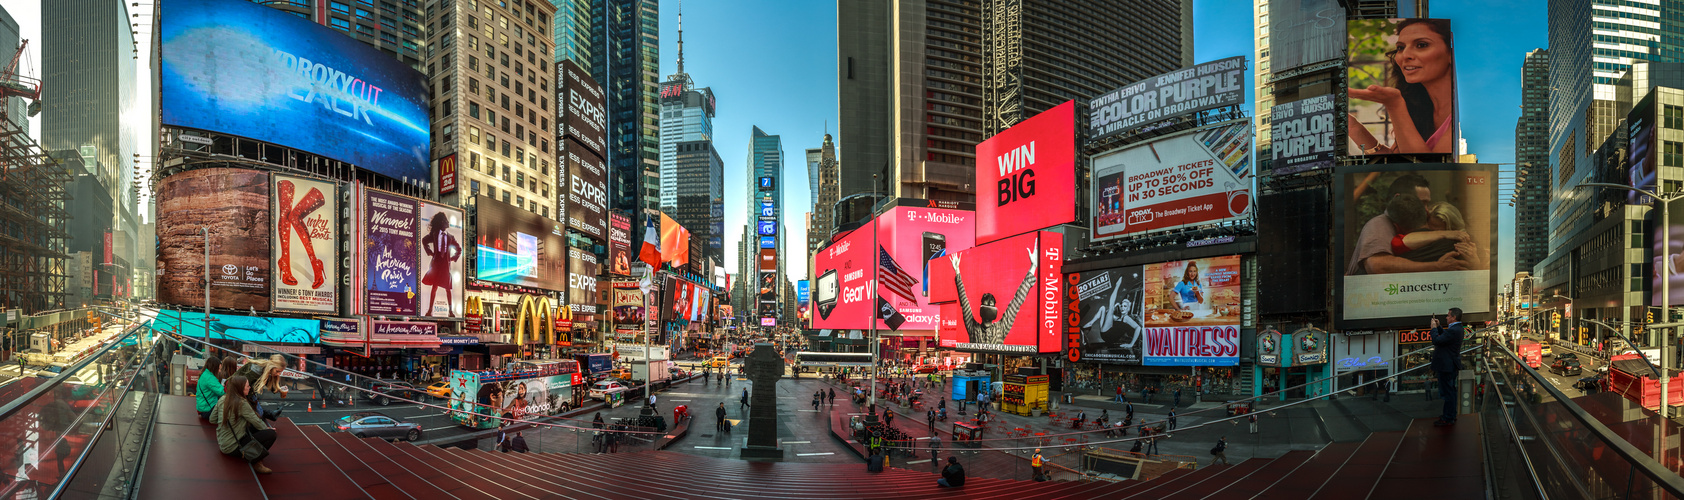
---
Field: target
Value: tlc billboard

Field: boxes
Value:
[975,101,1076,245]
[929,231,1064,353]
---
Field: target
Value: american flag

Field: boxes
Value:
[877,247,920,301]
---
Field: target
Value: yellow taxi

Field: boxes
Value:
[710,356,730,369]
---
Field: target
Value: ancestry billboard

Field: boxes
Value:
[156,169,271,311]
[1088,57,1246,141]
[1336,164,1496,325]
[271,174,337,313]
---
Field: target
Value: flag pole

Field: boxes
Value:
[870,174,878,412]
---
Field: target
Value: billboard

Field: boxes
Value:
[1066,265,1145,365]
[608,212,632,275]
[612,281,645,333]
[1268,94,1337,175]
[1270,0,1346,72]
[474,195,566,290]
[873,205,979,330]
[159,0,429,182]
[557,59,607,159]
[565,146,608,240]
[155,169,271,311]
[1087,57,1246,142]
[1092,121,1254,241]
[929,231,1064,353]
[975,101,1076,245]
[438,154,458,195]
[152,310,318,344]
[271,174,337,313]
[417,201,465,318]
[364,190,418,316]
[1346,19,1458,156]
[1630,93,1657,205]
[759,249,778,272]
[567,247,599,314]
[1336,164,1496,324]
[1141,255,1242,366]
[660,212,691,267]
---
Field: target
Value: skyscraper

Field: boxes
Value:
[1515,49,1551,275]
[750,127,784,321]
[838,0,1193,203]
[257,0,428,73]
[42,0,140,302]
[807,134,839,258]
[592,0,661,224]
[672,140,722,269]
[551,0,594,73]
[658,8,715,211]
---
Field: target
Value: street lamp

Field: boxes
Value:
[1575,182,1683,418]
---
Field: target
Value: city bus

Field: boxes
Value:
[447,360,583,429]
[793,352,874,376]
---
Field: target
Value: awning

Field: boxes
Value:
[469,342,520,356]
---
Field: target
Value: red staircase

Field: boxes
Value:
[134,396,1485,499]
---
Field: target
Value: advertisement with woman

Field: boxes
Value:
[1141,256,1243,366]
[1346,18,1457,156]
[271,174,337,313]
[1337,164,1495,324]
[448,371,574,429]
[417,202,464,318]
[1069,266,1146,364]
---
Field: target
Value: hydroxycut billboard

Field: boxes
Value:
[1092,120,1254,241]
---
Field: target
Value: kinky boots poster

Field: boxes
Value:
[272,174,338,313]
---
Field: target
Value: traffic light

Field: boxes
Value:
[1552,312,1561,329]
[1649,309,1657,324]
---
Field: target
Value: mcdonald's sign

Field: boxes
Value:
[512,295,557,346]
[465,296,485,334]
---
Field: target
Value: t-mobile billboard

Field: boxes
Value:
[810,224,875,330]
[874,205,977,330]
[975,101,1076,245]
[929,231,1064,353]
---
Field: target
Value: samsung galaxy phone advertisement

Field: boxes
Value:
[1140,255,1243,366]
[873,206,977,330]
[930,231,1064,353]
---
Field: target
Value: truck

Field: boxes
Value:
[1515,340,1543,369]
[1605,353,1684,414]
[631,359,673,384]
[573,353,614,379]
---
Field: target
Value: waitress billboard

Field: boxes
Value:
[1140,255,1243,366]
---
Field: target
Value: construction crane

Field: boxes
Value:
[0,39,41,116]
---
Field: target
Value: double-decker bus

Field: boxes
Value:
[447,360,583,429]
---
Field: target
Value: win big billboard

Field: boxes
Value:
[975,101,1076,245]
[1335,164,1496,326]
[1092,120,1254,241]
[160,0,429,182]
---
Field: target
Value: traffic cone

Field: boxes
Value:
[307,403,312,412]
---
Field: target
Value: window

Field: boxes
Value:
[502,191,510,203]
[540,138,548,153]
[356,8,372,18]
[330,18,352,30]
[516,171,525,188]
[331,1,351,13]
[470,180,481,194]
[502,140,511,157]
[469,56,478,71]
[515,103,524,118]
[515,62,523,77]
[470,152,480,171]
[1666,140,1684,168]
[501,94,509,110]
[516,147,526,165]
[517,82,525,97]
[501,73,509,88]
[356,23,375,36]
[467,16,478,29]
[469,78,479,94]
[502,164,511,181]
[516,123,524,139]
[484,108,494,125]
[517,195,525,207]
[500,34,509,46]
[540,160,548,176]
[441,98,452,116]
[501,117,510,133]
[440,123,453,142]
[540,117,548,131]
[468,126,480,145]
[501,52,509,67]
[1667,104,1684,130]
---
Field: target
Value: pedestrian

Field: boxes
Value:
[1142,386,1150,404]
[866,449,886,472]
[1148,435,1160,455]
[1126,402,1134,421]
[1168,409,1177,430]
[828,387,836,407]
[716,402,729,432]
[1211,436,1229,465]
[497,424,510,452]
[929,432,942,460]
[1431,308,1466,427]
[1174,388,1182,408]
[511,432,529,453]
[869,431,884,455]
[813,391,822,411]
[885,408,896,427]
[1074,410,1086,429]
[741,388,750,412]
[1098,409,1109,427]
[937,456,965,487]
[1030,448,1046,481]
[927,409,937,432]
[1115,385,1124,403]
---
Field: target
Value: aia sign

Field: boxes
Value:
[975,100,1076,245]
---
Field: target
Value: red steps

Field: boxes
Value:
[1179,449,1317,499]
[1255,442,1362,499]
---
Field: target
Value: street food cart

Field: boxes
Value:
[1001,374,1049,416]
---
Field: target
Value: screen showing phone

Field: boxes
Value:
[816,270,838,319]
[922,232,946,296]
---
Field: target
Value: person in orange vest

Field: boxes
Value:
[1030,448,1046,481]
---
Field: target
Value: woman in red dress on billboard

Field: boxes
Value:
[421,213,463,317]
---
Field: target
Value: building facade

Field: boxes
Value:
[671,140,723,271]
[592,0,661,224]
[550,0,593,74]
[749,127,785,324]
[807,134,839,273]
[258,0,428,72]
[1516,49,1551,275]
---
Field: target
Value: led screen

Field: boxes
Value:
[160,0,429,181]
[155,169,271,311]
[1092,121,1254,241]
[975,101,1076,245]
[1346,19,1458,156]
[1335,164,1496,326]
[929,231,1064,353]
[1141,256,1243,366]
[475,196,566,290]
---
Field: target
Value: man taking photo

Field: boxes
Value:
[1431,307,1466,426]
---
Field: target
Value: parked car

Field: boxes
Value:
[589,379,632,400]
[1550,357,1583,376]
[364,380,429,406]
[335,412,422,441]
[425,381,452,399]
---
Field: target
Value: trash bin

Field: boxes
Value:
[1063,393,1073,404]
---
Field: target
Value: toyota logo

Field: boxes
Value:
[222,264,237,275]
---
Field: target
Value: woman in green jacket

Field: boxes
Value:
[195,355,224,419]
[210,376,276,474]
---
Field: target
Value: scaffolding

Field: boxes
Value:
[0,114,69,314]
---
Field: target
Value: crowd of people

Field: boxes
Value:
[197,352,291,474]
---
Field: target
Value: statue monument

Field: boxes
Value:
[739,342,786,460]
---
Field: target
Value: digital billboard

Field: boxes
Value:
[1087,57,1246,142]
[271,174,337,313]
[810,226,868,329]
[759,249,778,272]
[608,211,632,275]
[797,280,810,324]
[612,281,645,334]
[437,154,458,195]
[1092,121,1254,241]
[557,59,607,159]
[1270,0,1346,72]
[567,247,599,314]
[1141,255,1242,366]
[1346,19,1458,156]
[160,0,429,181]
[874,205,978,330]
[1652,196,1684,307]
[364,190,418,316]
[1065,265,1145,365]
[417,201,465,318]
[155,169,271,311]
[1268,94,1337,175]
[1630,93,1657,205]
[475,196,566,290]
[975,101,1076,245]
[153,310,318,344]
[929,231,1064,353]
[565,146,609,240]
[1335,164,1496,325]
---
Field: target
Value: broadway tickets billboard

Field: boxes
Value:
[364,190,418,316]
[566,247,599,314]
[160,0,429,182]
[608,211,632,275]
[810,225,873,330]
[565,146,608,241]
[1065,265,1145,365]
[1092,121,1254,241]
[929,231,1064,354]
[416,201,465,318]
[1336,164,1496,325]
[1268,94,1337,175]
[271,174,337,313]
[1346,19,1458,156]
[152,310,318,344]
[1141,255,1243,366]
[975,101,1076,245]
[474,195,567,291]
[155,169,271,311]
[557,59,607,159]
[1087,57,1246,142]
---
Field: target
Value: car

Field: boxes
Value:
[912,364,939,374]
[668,366,690,379]
[425,381,452,399]
[364,380,429,406]
[1540,343,1553,358]
[335,412,422,441]
[589,379,632,400]
[1550,357,1583,376]
[709,356,730,369]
